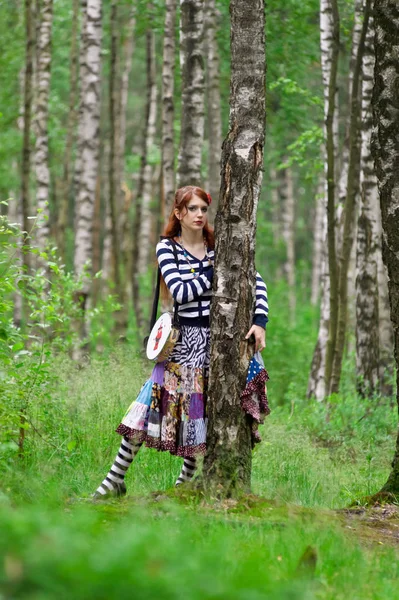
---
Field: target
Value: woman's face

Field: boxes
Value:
[175,194,209,233]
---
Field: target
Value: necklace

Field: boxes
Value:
[179,236,213,278]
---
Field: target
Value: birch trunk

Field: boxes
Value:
[310,178,325,306]
[119,6,136,193]
[372,0,399,495]
[269,164,281,248]
[108,0,121,291]
[74,0,102,299]
[73,0,89,203]
[131,30,157,330]
[336,0,363,256]
[161,0,176,221]
[58,0,80,262]
[378,245,394,394]
[177,0,205,187]
[137,30,157,275]
[307,196,330,400]
[308,0,339,399]
[34,0,53,256]
[205,0,222,207]
[202,0,266,495]
[21,0,35,273]
[355,11,380,396]
[322,0,340,394]
[330,0,371,394]
[281,165,296,321]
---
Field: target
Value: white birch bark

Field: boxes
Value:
[34,0,53,255]
[119,6,136,191]
[137,30,157,275]
[74,0,102,292]
[161,0,176,221]
[205,0,222,206]
[307,191,330,400]
[336,0,363,255]
[355,11,380,394]
[177,0,205,187]
[307,0,338,399]
[311,178,325,306]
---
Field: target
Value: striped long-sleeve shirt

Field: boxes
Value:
[156,239,269,328]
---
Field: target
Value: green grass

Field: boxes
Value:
[1,289,398,598]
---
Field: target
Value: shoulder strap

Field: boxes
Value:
[148,237,180,334]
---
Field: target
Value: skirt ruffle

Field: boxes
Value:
[116,325,210,458]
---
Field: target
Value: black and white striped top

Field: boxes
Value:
[156,239,269,328]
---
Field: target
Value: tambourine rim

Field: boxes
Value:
[146,312,176,360]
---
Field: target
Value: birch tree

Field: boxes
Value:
[74,0,102,310]
[205,0,222,206]
[280,165,296,321]
[308,0,339,399]
[177,0,205,187]
[203,0,266,495]
[57,0,80,261]
[34,0,53,256]
[21,0,35,273]
[371,0,399,495]
[329,0,371,394]
[355,9,379,396]
[131,29,157,329]
[161,0,176,221]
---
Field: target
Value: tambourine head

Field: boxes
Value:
[146,313,175,361]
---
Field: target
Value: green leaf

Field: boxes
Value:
[12,342,24,352]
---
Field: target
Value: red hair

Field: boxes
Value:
[160,186,215,302]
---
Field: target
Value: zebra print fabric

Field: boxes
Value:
[169,324,210,368]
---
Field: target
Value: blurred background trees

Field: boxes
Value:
[0,0,394,400]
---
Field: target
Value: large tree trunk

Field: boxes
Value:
[57,0,80,262]
[378,244,394,394]
[321,0,340,394]
[372,0,399,495]
[21,0,35,274]
[202,0,266,496]
[73,0,102,312]
[355,9,380,396]
[161,0,176,221]
[34,0,53,257]
[176,0,205,187]
[205,0,222,208]
[329,0,371,394]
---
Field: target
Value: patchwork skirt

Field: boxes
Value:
[116,324,210,458]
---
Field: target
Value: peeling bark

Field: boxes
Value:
[202,0,266,495]
[372,0,399,494]
[355,10,380,396]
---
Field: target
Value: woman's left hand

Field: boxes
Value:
[245,325,266,353]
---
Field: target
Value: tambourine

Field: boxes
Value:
[146,312,180,362]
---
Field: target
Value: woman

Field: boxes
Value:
[93,185,268,499]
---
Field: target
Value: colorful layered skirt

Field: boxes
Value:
[116,324,271,458]
[116,324,210,458]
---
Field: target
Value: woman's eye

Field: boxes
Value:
[201,207,208,213]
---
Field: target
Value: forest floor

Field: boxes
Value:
[1,348,399,599]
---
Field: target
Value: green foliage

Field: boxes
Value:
[0,212,120,460]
